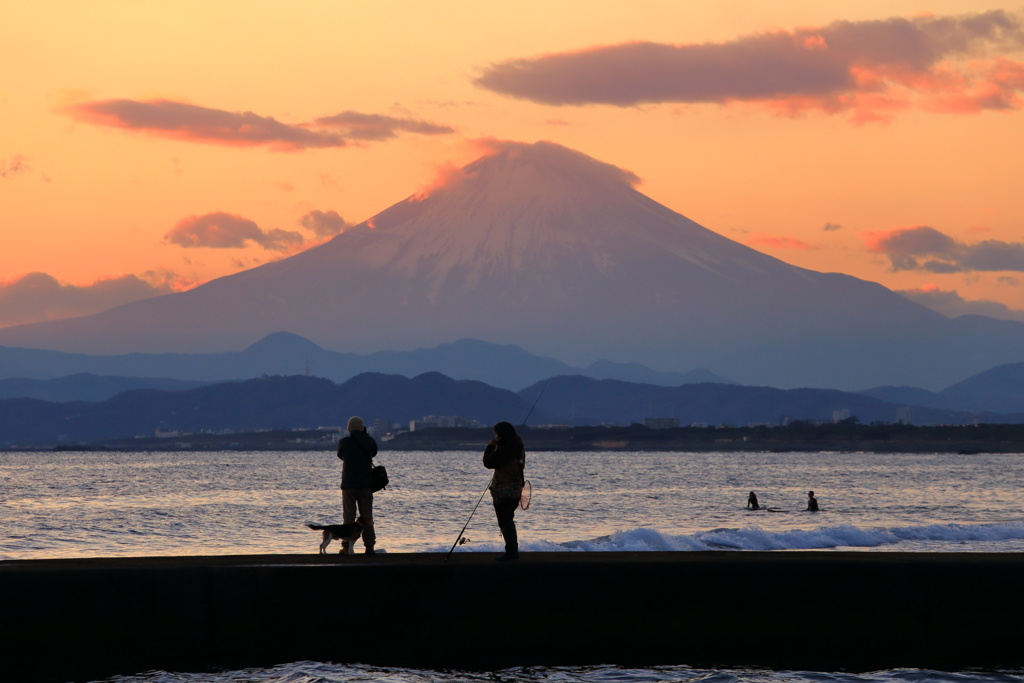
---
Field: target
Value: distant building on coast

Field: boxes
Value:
[409,415,484,431]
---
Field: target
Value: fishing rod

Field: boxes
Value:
[445,478,492,558]
[445,378,550,560]
[518,377,549,429]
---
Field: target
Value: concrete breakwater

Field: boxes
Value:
[2,552,1023,682]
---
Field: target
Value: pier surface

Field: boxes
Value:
[3,551,1023,682]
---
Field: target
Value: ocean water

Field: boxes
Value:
[4,449,1024,558]
[3,449,1024,683]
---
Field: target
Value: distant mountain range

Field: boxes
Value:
[2,369,1020,448]
[2,141,1022,390]
[522,376,1007,427]
[3,331,1023,417]
[0,333,731,394]
[0,373,536,447]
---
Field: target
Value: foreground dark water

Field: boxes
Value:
[91,662,1024,683]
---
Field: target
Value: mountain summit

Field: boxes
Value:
[2,141,1022,389]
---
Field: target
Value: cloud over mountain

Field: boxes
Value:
[475,10,1024,123]
[299,210,349,238]
[0,272,176,328]
[899,286,1024,322]
[165,212,305,252]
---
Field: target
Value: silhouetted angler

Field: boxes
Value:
[483,421,526,561]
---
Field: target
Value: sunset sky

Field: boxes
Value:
[3,0,1024,331]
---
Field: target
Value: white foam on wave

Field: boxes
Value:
[436,521,1024,553]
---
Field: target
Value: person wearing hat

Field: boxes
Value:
[337,416,379,553]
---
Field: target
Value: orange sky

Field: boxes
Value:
[3,0,1024,331]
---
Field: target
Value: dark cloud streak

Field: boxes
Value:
[66,100,345,151]
[312,111,454,140]
[1,155,29,179]
[63,100,454,151]
[864,225,1024,273]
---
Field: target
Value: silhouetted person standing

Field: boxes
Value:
[747,491,760,510]
[337,416,378,553]
[806,490,819,512]
[483,421,526,561]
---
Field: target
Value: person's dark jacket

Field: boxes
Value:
[338,430,378,489]
[484,434,525,500]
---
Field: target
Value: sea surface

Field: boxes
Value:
[3,449,1024,683]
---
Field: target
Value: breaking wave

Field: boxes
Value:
[437,520,1024,553]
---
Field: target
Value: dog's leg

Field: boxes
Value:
[319,530,331,554]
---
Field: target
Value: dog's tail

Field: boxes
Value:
[307,524,326,530]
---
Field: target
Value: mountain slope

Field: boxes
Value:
[0,374,209,402]
[518,377,987,427]
[1,141,1022,389]
[939,362,1024,413]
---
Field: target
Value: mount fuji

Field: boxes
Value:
[2,141,1022,390]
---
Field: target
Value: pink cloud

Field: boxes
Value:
[0,272,180,328]
[166,212,305,252]
[475,10,1024,123]
[919,57,1024,113]
[747,233,816,250]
